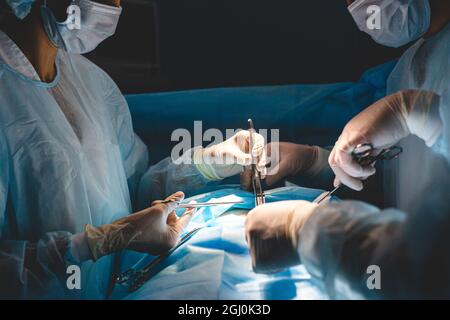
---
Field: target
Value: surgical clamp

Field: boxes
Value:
[248,119,266,206]
[115,200,245,292]
[115,227,203,293]
[313,143,403,204]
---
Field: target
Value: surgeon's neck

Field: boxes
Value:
[3,10,58,83]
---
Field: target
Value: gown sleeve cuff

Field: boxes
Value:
[192,147,222,181]
[66,232,92,264]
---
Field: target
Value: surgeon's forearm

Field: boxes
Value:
[1,232,76,299]
[299,202,407,299]
[137,148,219,209]
[394,90,442,147]
[70,232,92,263]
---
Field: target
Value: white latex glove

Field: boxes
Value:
[85,191,195,260]
[194,130,267,180]
[245,200,318,274]
[329,90,442,191]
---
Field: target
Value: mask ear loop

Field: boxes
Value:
[40,0,67,49]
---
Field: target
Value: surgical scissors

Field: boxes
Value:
[313,143,403,204]
[248,119,266,206]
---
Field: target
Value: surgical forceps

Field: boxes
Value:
[313,143,403,204]
[248,119,266,206]
[158,200,245,208]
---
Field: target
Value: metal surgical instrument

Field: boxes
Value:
[158,200,245,208]
[313,143,403,204]
[115,200,246,292]
[248,119,266,206]
[115,227,203,293]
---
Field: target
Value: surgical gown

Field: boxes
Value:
[298,23,450,299]
[0,30,212,299]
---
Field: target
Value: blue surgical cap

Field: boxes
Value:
[6,0,36,20]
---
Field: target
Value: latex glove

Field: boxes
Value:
[245,200,318,274]
[85,191,195,261]
[194,130,267,181]
[329,90,442,191]
[240,142,330,191]
[264,142,330,186]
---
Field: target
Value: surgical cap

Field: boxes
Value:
[5,0,36,20]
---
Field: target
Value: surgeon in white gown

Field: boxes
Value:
[246,0,450,299]
[0,0,266,299]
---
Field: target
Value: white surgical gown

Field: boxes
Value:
[298,23,450,299]
[0,30,211,299]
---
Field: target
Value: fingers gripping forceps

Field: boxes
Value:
[313,143,403,204]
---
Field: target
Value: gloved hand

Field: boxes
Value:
[245,200,318,274]
[329,90,442,191]
[240,142,330,191]
[85,191,195,261]
[264,142,330,186]
[194,130,267,181]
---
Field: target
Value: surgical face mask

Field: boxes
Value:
[41,0,122,54]
[348,0,431,48]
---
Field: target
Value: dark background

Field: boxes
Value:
[86,0,404,94]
